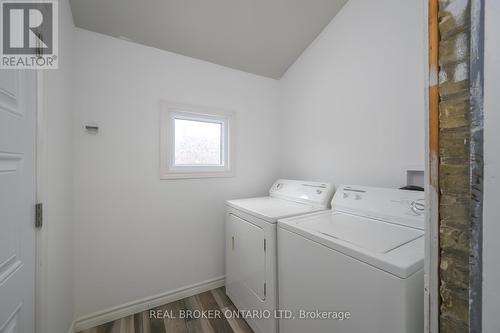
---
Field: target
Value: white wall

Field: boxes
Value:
[70,0,427,321]
[482,0,500,331]
[41,0,75,332]
[279,0,425,187]
[72,29,281,318]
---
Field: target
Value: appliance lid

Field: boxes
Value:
[227,197,323,222]
[269,179,334,208]
[295,212,423,253]
[331,185,425,230]
[278,210,425,278]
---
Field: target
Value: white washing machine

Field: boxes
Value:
[278,185,425,333]
[226,179,335,333]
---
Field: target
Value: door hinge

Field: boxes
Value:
[35,203,43,228]
[264,283,266,297]
[264,239,266,252]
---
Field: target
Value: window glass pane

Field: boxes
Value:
[174,118,222,165]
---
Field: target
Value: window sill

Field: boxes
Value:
[160,170,234,180]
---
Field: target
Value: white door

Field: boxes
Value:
[0,70,37,333]
[227,214,266,300]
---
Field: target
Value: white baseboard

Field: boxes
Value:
[73,276,225,332]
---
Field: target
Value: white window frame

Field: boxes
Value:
[160,101,235,179]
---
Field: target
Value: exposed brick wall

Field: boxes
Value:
[437,0,472,332]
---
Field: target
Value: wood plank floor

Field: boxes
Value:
[78,287,254,333]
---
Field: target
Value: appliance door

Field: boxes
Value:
[226,197,319,222]
[226,213,266,301]
[294,212,423,253]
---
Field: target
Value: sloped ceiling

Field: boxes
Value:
[69,0,348,78]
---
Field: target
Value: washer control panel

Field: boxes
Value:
[333,185,425,230]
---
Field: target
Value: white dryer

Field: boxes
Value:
[278,185,425,333]
[226,179,335,333]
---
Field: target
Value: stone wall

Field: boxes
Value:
[437,0,475,332]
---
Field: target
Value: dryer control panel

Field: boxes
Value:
[333,185,425,230]
[269,179,335,208]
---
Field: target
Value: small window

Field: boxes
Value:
[160,102,234,179]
